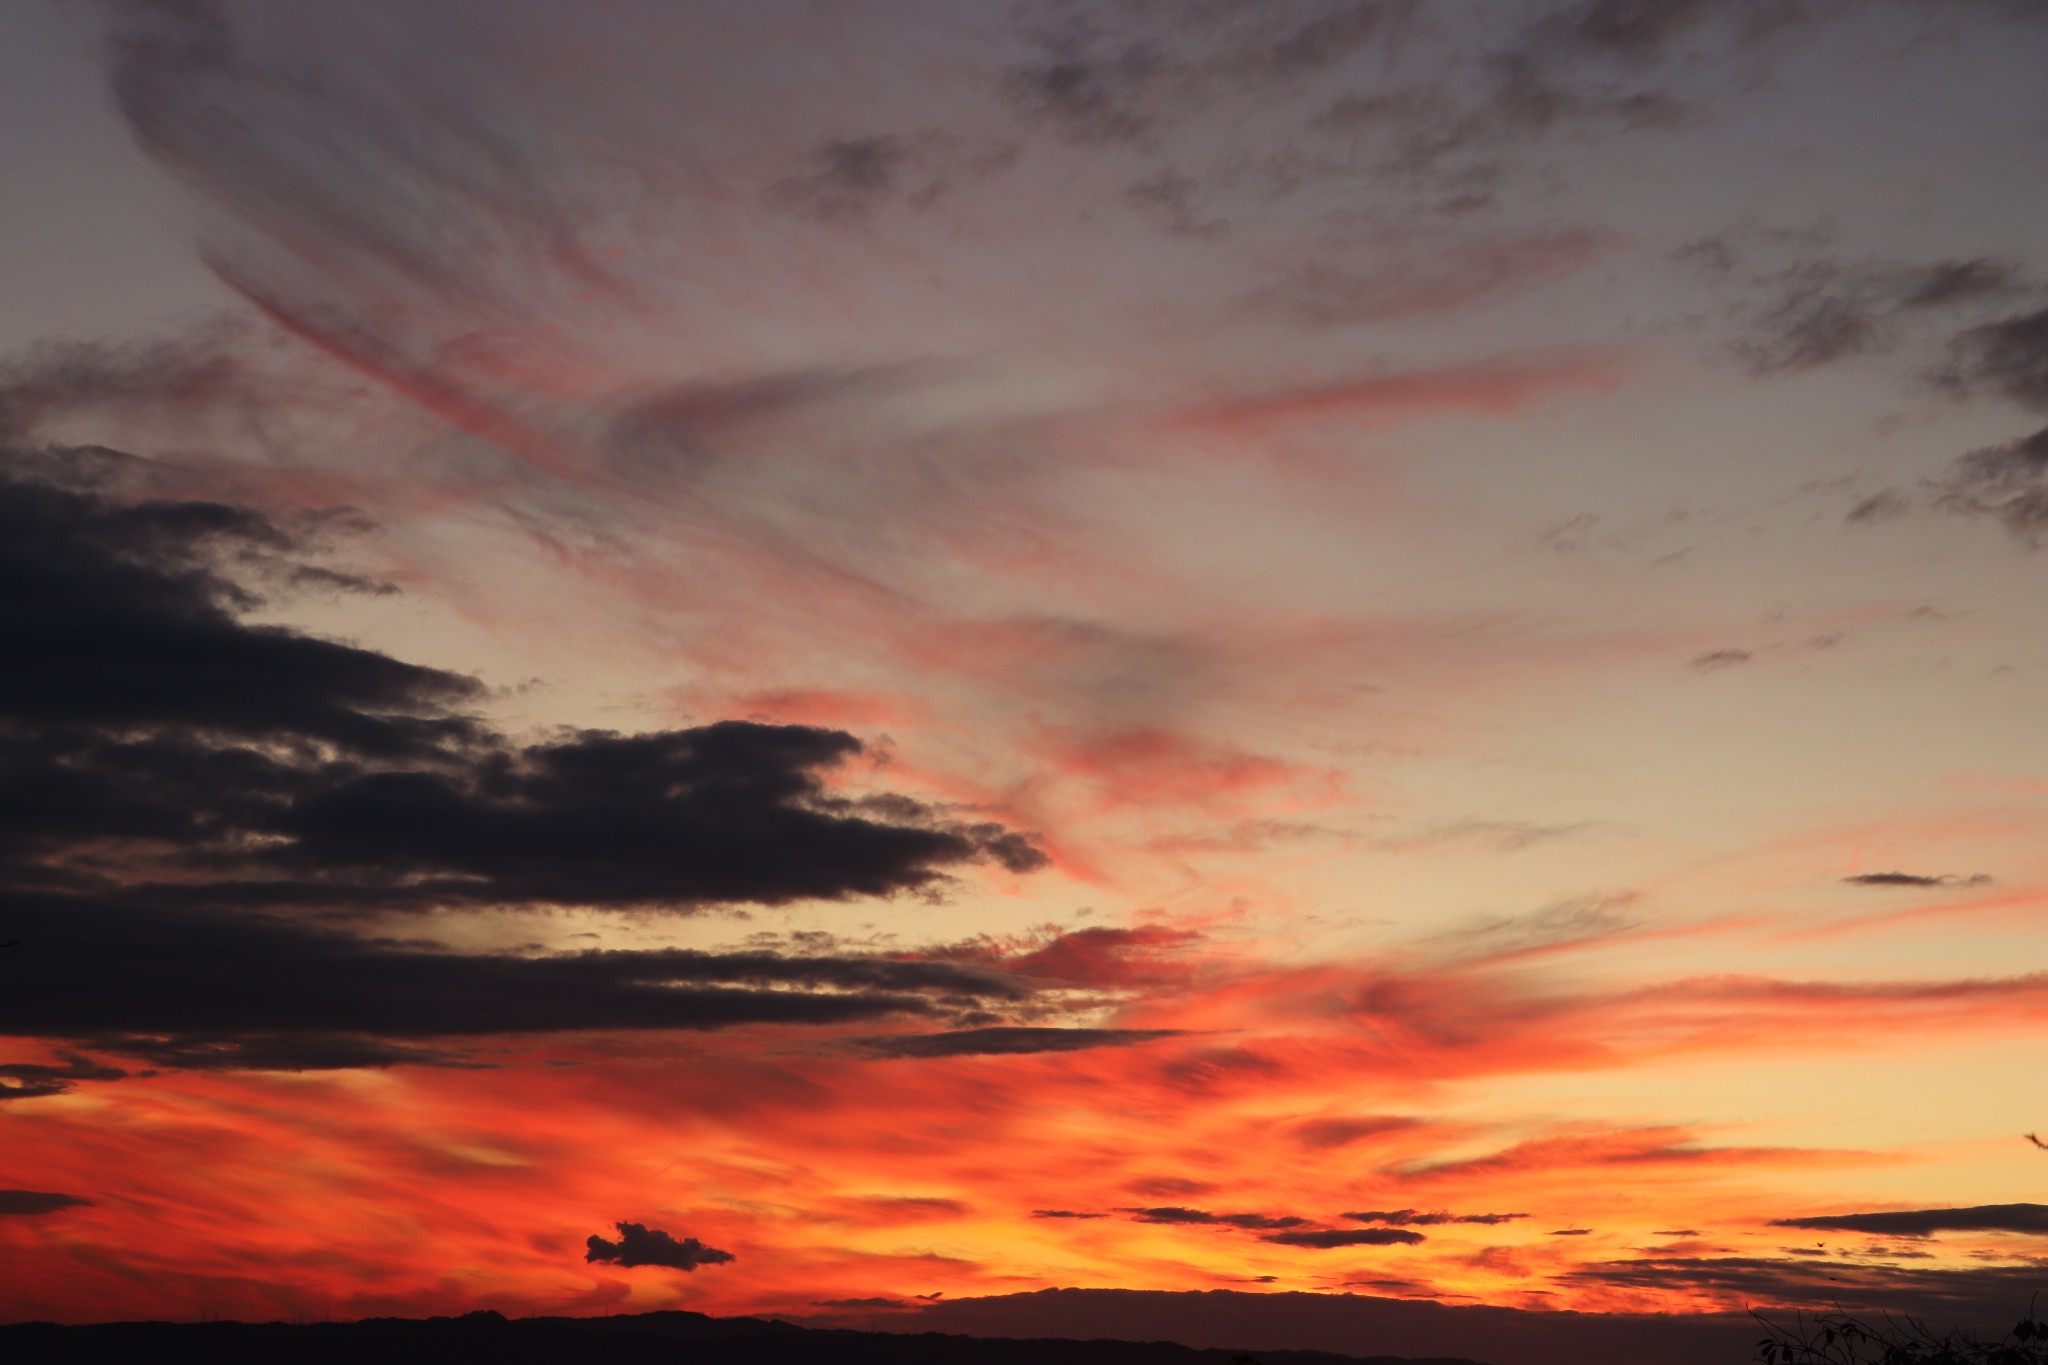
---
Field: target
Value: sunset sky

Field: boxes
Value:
[4,0,2048,1345]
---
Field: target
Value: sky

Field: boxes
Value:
[3,0,2048,1349]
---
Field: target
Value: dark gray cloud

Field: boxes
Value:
[1703,254,2026,377]
[1263,1227,1426,1248]
[0,1052,130,1102]
[0,448,1043,1073]
[1842,871,1992,889]
[1549,1227,1593,1236]
[762,134,1020,224]
[1540,0,1728,61]
[0,1190,96,1215]
[1031,1209,1109,1219]
[1241,229,1613,329]
[584,1221,734,1271]
[1123,1206,1218,1224]
[1003,1,1419,146]
[1916,308,2048,544]
[1689,648,1752,671]
[769,136,914,221]
[0,450,1041,905]
[1120,1207,1308,1230]
[0,902,1025,1055]
[1771,1204,2048,1237]
[1556,1253,2048,1325]
[1346,1208,1529,1227]
[1846,489,1912,524]
[993,0,1733,227]
[1944,307,2048,411]
[0,326,257,445]
[855,1027,1185,1059]
[1934,425,2048,547]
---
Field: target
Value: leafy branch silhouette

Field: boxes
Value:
[1755,1308,2048,1364]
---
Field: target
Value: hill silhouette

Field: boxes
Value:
[1,1307,1491,1365]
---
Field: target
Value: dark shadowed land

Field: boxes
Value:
[802,1289,1765,1365]
[0,1308,1487,1365]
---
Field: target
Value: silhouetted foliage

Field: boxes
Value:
[1755,1308,2048,1364]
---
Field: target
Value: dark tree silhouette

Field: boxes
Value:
[1754,1308,2048,1363]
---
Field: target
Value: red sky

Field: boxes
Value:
[3,1,2048,1350]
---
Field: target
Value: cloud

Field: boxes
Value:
[1943,307,2048,411]
[583,1221,734,1271]
[1713,255,2025,376]
[1770,1204,2048,1237]
[1291,1116,1423,1149]
[1549,1227,1593,1236]
[0,903,1033,1057]
[0,450,1044,1068]
[1397,1128,1840,1183]
[1541,0,1726,61]
[1176,353,1623,433]
[1031,1210,1108,1220]
[939,924,1204,990]
[1002,2,1418,147]
[762,134,1018,224]
[1556,1254,2048,1322]
[1346,1209,1529,1227]
[0,1052,129,1101]
[768,137,914,222]
[0,1190,96,1215]
[1842,872,1992,889]
[856,1027,1187,1059]
[1933,425,2048,547]
[1419,896,1637,964]
[1120,1207,1308,1230]
[1922,308,2048,542]
[1263,1228,1427,1248]
[1689,648,1752,671]
[1240,228,1616,328]
[1845,489,1912,524]
[1123,1206,1221,1224]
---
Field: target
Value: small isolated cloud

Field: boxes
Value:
[1770,1204,2048,1237]
[584,1222,734,1271]
[1031,1210,1109,1219]
[1263,1228,1426,1248]
[1842,872,1991,889]
[1690,648,1752,671]
[0,1190,95,1215]
[1550,1227,1594,1236]
[856,1027,1186,1058]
